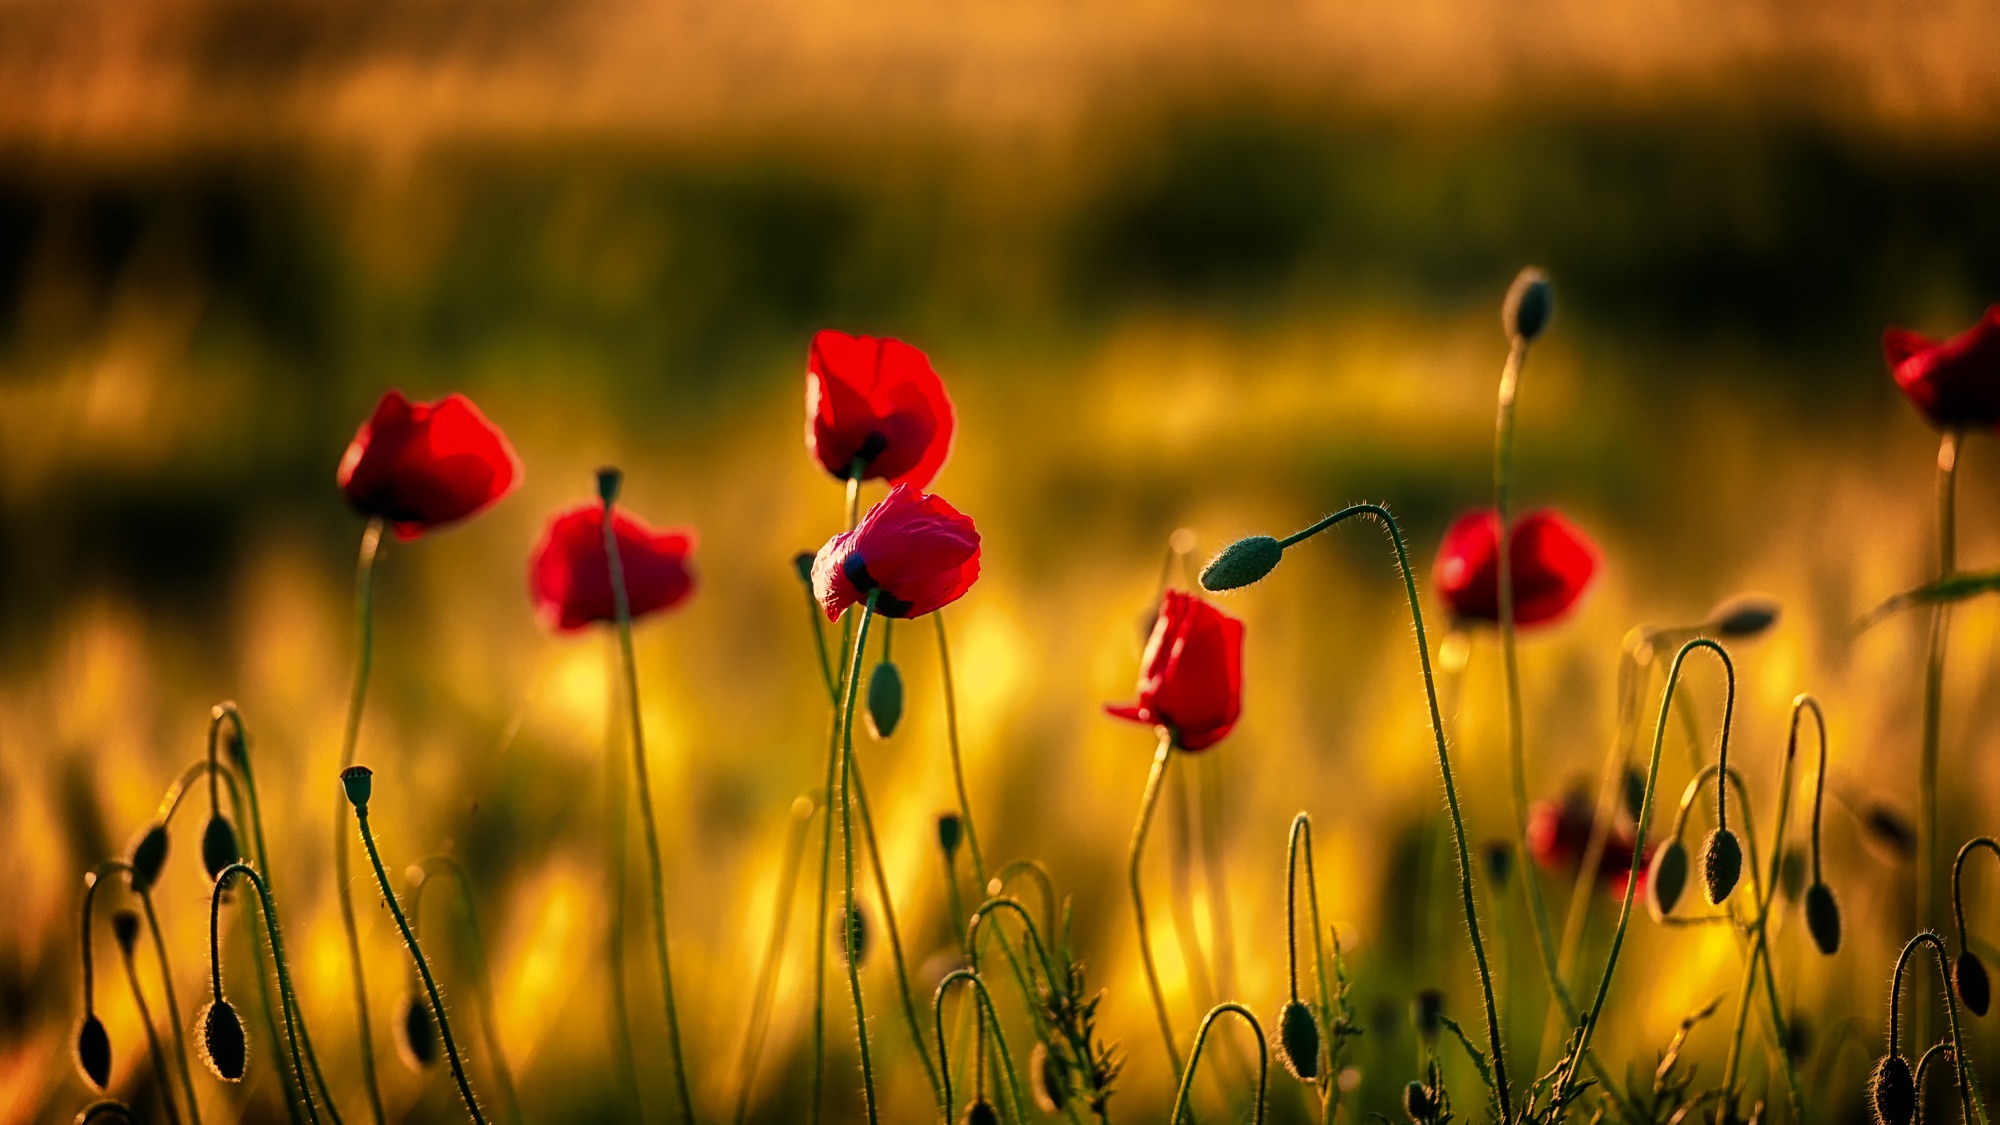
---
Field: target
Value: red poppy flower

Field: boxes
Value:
[1528,794,1650,897]
[1105,590,1244,752]
[812,485,979,620]
[529,504,697,632]
[805,330,955,489]
[1884,307,2000,430]
[337,390,521,540]
[1433,508,1598,627]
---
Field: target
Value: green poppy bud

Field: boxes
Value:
[1404,1080,1440,1122]
[1200,536,1284,592]
[866,661,904,741]
[1706,594,1781,639]
[962,1099,1000,1125]
[1648,839,1690,921]
[340,765,374,810]
[1503,268,1553,343]
[936,812,963,860]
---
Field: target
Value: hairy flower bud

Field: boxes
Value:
[198,999,248,1082]
[1706,594,1781,639]
[1956,950,1991,1018]
[1869,1054,1915,1125]
[394,993,440,1071]
[201,817,241,882]
[128,824,169,895]
[1404,1080,1440,1122]
[1701,827,1743,904]
[962,1099,1001,1125]
[1276,999,1321,1081]
[1200,536,1284,592]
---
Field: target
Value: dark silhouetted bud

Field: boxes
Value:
[866,661,904,741]
[837,905,869,967]
[936,813,963,859]
[1503,268,1553,343]
[1648,840,1689,921]
[109,911,142,958]
[394,993,440,1071]
[1276,999,1321,1080]
[1701,827,1743,904]
[198,999,247,1081]
[1956,950,1991,1017]
[74,1013,111,1089]
[1804,883,1842,956]
[201,817,241,882]
[1707,594,1781,639]
[1030,1042,1070,1113]
[340,766,374,810]
[1404,1080,1439,1122]
[1200,536,1284,592]
[1869,1053,1914,1125]
[962,1099,1001,1125]
[594,466,624,505]
[128,824,169,894]
[793,551,816,586]
[1862,803,1917,862]
[1779,846,1807,903]
[1411,990,1444,1043]
[1482,841,1513,888]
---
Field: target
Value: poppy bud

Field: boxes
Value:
[1706,594,1781,639]
[128,824,169,894]
[340,766,374,810]
[1200,536,1284,593]
[595,466,623,505]
[1869,1054,1915,1125]
[109,911,141,958]
[72,1103,133,1124]
[1803,883,1842,956]
[1648,840,1689,920]
[1862,803,1917,862]
[1701,827,1743,904]
[1030,1042,1070,1113]
[1404,1080,1440,1122]
[961,1099,1001,1125]
[1503,268,1553,343]
[197,999,248,1081]
[793,551,816,586]
[1411,990,1444,1044]
[201,817,241,882]
[1956,950,1991,1017]
[74,1013,111,1089]
[837,905,869,967]
[1779,846,1807,903]
[1622,767,1647,822]
[936,812,963,860]
[394,993,440,1071]
[1482,841,1513,888]
[866,661,904,741]
[1276,999,1321,1080]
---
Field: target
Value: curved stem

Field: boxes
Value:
[1166,1004,1267,1125]
[211,864,323,1125]
[1286,814,1336,1122]
[837,594,883,1123]
[1889,932,1975,1124]
[350,812,486,1124]
[989,861,1059,942]
[1667,766,1764,902]
[1128,731,1184,1077]
[1954,838,2000,953]
[409,856,525,1125]
[733,793,819,1125]
[934,969,1028,1125]
[113,930,183,1125]
[331,519,387,1125]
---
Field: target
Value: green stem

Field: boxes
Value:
[734,794,819,1125]
[934,969,1028,1125]
[1921,430,1961,954]
[1890,932,1975,1125]
[1166,1004,1267,1125]
[600,490,695,1122]
[988,861,1059,945]
[848,752,946,1102]
[349,813,486,1124]
[211,864,322,1125]
[935,613,988,886]
[603,630,640,1119]
[113,929,183,1125]
[1285,815,1336,1125]
[1128,731,1184,1078]
[411,857,525,1125]
[331,519,387,1125]
[1954,838,2000,953]
[839,594,884,1123]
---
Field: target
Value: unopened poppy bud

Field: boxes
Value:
[1701,827,1743,904]
[201,817,241,882]
[1403,1080,1440,1122]
[1956,950,1991,1017]
[1804,883,1842,955]
[961,1098,1001,1125]
[341,766,374,810]
[1648,840,1689,921]
[595,466,623,505]
[1862,803,1917,862]
[1030,1042,1070,1112]
[394,993,440,1071]
[1275,999,1321,1080]
[1869,1053,1915,1125]
[1779,846,1807,903]
[1706,594,1781,639]
[1503,268,1553,343]
[936,812,963,859]
[74,1013,111,1089]
[128,824,169,894]
[198,999,248,1082]
[837,905,869,967]
[1411,990,1444,1044]
[1200,536,1284,593]
[109,911,141,958]
[793,551,816,586]
[866,661,904,740]
[1482,841,1513,888]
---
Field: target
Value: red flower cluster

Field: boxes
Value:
[1433,508,1598,627]
[806,330,956,489]
[529,505,697,632]
[1528,794,1650,898]
[1884,307,2000,430]
[812,485,980,621]
[337,390,521,539]
[1106,590,1244,752]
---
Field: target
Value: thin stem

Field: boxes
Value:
[1555,628,1655,988]
[600,489,696,1123]
[350,812,486,1124]
[1195,756,1239,1002]
[988,861,1059,948]
[1167,1003,1267,1125]
[138,894,207,1125]
[331,519,387,1125]
[1889,932,1975,1124]
[1953,838,2000,953]
[113,927,183,1125]
[934,969,1028,1125]
[211,864,323,1125]
[409,857,525,1125]
[848,752,946,1101]
[935,612,987,884]
[838,594,883,1124]
[1128,731,1184,1077]
[1286,814,1337,1123]
[1916,1042,1955,1125]
[733,793,819,1125]
[603,631,640,1119]
[1921,430,1961,940]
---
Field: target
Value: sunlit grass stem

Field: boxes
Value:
[733,793,818,1125]
[1127,730,1185,1080]
[1167,1004,1267,1125]
[410,856,525,1125]
[330,518,388,1125]
[1920,430,1962,1003]
[110,910,183,1125]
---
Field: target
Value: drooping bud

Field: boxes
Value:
[1803,883,1842,956]
[1648,839,1689,921]
[1778,846,1807,903]
[866,661,904,741]
[1956,950,1991,1017]
[198,999,248,1081]
[1502,267,1554,343]
[394,993,440,1071]
[837,904,869,967]
[1200,536,1284,592]
[961,1098,1001,1125]
[1701,827,1743,904]
[792,551,816,586]
[109,911,142,958]
[1276,999,1321,1080]
[340,765,374,810]
[128,824,169,894]
[1868,1054,1915,1125]
[936,812,963,860]
[74,1013,112,1089]
[1411,990,1444,1044]
[1403,1080,1440,1123]
[1030,1042,1070,1113]
[201,817,241,882]
[1706,594,1781,639]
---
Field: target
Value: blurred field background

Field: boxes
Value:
[6,0,2000,1121]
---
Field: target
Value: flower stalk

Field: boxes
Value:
[330,517,388,1125]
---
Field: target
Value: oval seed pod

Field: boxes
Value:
[1030,1042,1069,1113]
[127,824,169,895]
[340,765,374,810]
[1276,999,1321,1081]
[1803,883,1842,956]
[201,816,241,882]
[866,661,904,741]
[109,911,142,958]
[1701,827,1743,905]
[197,999,247,1082]
[1200,536,1284,592]
[1403,1080,1439,1123]
[1868,1054,1915,1125]
[394,993,440,1071]
[1648,839,1690,921]
[961,1099,1001,1125]
[1503,268,1554,343]
[74,1013,112,1089]
[1956,950,1991,1018]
